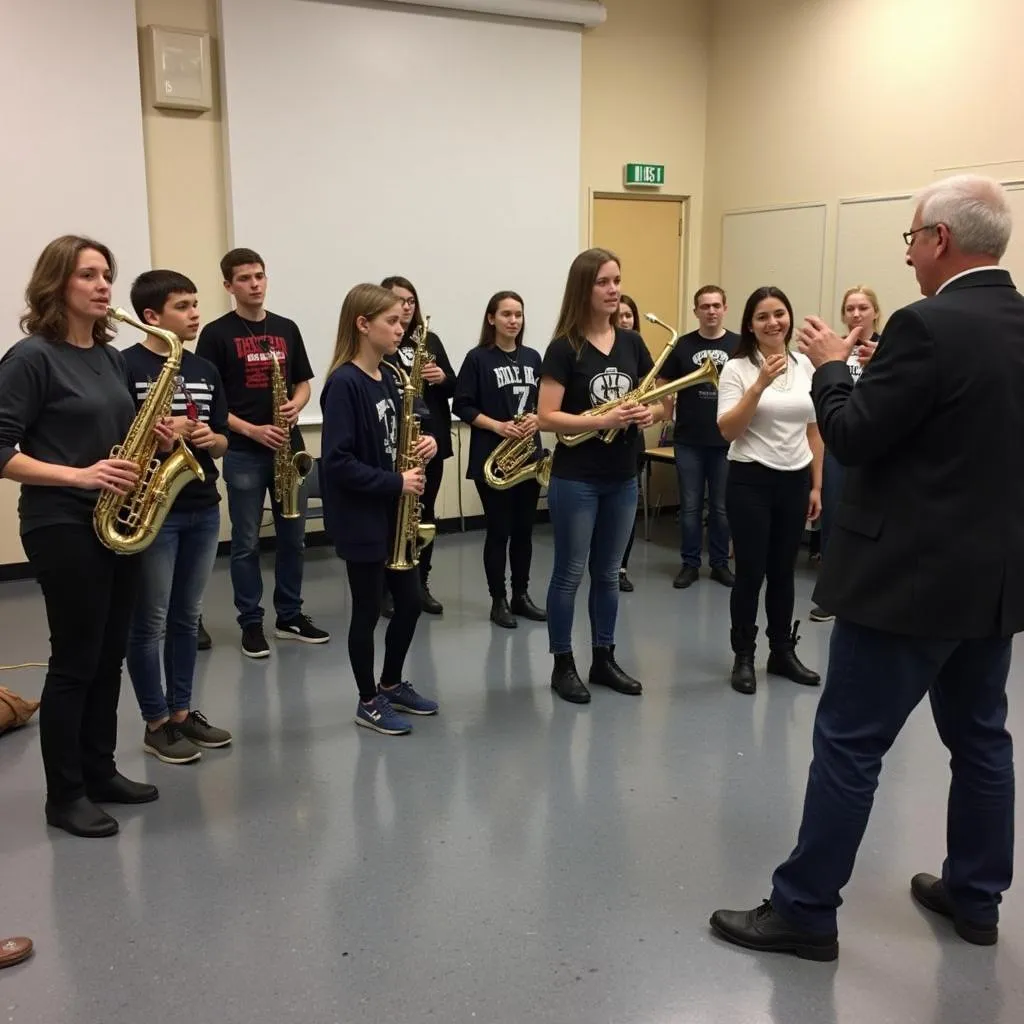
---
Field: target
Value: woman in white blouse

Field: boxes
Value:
[716,287,823,695]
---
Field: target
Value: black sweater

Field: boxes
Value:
[384,330,455,460]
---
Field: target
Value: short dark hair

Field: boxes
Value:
[734,286,795,366]
[221,248,264,283]
[130,270,198,322]
[694,284,726,308]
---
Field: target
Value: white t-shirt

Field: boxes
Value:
[717,351,816,471]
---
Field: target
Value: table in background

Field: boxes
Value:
[640,446,676,541]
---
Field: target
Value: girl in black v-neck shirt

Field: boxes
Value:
[453,291,546,628]
[538,249,671,704]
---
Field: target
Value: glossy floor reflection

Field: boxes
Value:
[1,521,1021,1024]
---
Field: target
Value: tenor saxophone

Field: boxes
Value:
[266,345,313,519]
[94,307,205,554]
[385,323,436,570]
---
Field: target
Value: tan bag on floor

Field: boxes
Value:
[0,686,39,735]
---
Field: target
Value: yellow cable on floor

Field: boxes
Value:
[0,663,47,670]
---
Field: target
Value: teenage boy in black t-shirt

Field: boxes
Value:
[196,248,329,658]
[659,285,739,590]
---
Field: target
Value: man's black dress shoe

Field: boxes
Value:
[45,796,119,838]
[910,873,998,946]
[85,773,159,805]
[709,900,838,961]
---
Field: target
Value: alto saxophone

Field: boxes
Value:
[266,344,314,519]
[94,307,205,554]
[384,322,436,570]
[483,413,551,491]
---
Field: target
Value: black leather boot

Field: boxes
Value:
[767,622,820,686]
[45,796,119,838]
[490,596,517,629]
[730,625,758,695]
[589,645,642,695]
[510,592,547,621]
[551,652,590,704]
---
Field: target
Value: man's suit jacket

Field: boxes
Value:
[812,268,1024,638]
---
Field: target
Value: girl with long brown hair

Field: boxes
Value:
[320,284,439,735]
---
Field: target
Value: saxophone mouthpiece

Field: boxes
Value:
[644,312,658,323]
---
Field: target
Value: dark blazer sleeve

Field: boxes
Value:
[811,307,938,466]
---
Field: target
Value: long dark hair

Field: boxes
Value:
[380,274,423,343]
[734,286,795,367]
[614,293,641,333]
[21,235,117,346]
[478,290,525,348]
[552,248,620,356]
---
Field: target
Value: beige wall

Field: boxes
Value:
[701,0,1024,309]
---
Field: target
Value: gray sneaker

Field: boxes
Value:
[143,722,202,765]
[177,710,232,749]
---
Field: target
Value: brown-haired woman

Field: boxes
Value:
[0,235,171,837]
[538,249,670,703]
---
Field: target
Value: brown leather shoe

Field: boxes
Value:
[0,936,33,969]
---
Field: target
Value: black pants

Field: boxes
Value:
[725,461,810,641]
[22,524,140,803]
[418,456,445,584]
[473,479,540,598]
[346,560,422,702]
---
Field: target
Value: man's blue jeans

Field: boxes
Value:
[546,475,637,654]
[674,443,730,568]
[126,506,221,722]
[223,448,307,627]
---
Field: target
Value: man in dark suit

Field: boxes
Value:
[709,175,1023,961]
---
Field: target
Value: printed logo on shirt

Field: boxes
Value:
[377,396,398,464]
[588,367,633,407]
[692,347,730,370]
[231,334,289,391]
[396,344,415,369]
[491,364,538,416]
[134,375,213,422]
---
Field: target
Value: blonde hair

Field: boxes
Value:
[327,284,403,376]
[552,248,620,355]
[840,286,882,332]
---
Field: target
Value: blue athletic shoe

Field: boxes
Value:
[379,681,439,716]
[355,694,412,735]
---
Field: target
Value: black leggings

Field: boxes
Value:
[418,455,445,583]
[346,560,422,701]
[473,478,540,598]
[726,461,810,642]
[22,524,140,803]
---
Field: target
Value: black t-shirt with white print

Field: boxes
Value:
[453,344,543,480]
[195,310,314,455]
[661,329,739,447]
[540,328,654,481]
[121,343,229,512]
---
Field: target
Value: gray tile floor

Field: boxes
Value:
[0,520,1021,1024]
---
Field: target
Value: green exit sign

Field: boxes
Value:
[624,163,665,187]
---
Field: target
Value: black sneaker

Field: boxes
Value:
[673,565,699,589]
[809,606,835,622]
[197,617,212,651]
[274,614,330,644]
[710,566,735,588]
[241,623,271,659]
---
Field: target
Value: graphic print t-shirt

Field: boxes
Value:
[540,328,654,481]
[122,344,229,512]
[660,329,739,447]
[453,345,544,480]
[195,310,314,454]
[369,376,399,472]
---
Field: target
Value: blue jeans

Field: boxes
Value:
[771,619,1015,933]
[126,506,221,722]
[819,449,844,557]
[674,443,730,567]
[223,447,307,627]
[546,475,638,654]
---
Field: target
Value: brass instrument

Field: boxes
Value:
[266,345,313,519]
[94,307,205,554]
[483,407,551,490]
[384,322,436,570]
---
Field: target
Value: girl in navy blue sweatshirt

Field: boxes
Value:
[453,291,547,629]
[320,284,439,736]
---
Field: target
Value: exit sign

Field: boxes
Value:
[624,163,665,187]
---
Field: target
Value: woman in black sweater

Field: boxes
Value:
[381,275,455,614]
[453,291,547,628]
[321,283,439,736]
[0,235,172,837]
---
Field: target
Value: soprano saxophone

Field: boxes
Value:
[384,322,436,570]
[266,345,314,519]
[94,307,205,554]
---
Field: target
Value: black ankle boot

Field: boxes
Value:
[420,583,443,615]
[766,622,820,686]
[510,592,547,621]
[490,596,517,629]
[730,625,758,695]
[45,796,119,838]
[589,645,642,695]
[551,652,590,704]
